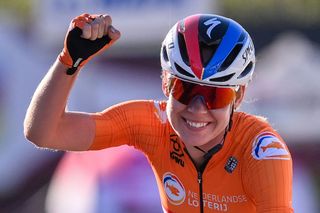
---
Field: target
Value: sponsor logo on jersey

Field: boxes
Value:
[187,190,248,210]
[252,132,290,160]
[169,134,185,167]
[163,172,186,205]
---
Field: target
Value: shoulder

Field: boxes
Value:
[92,100,168,122]
[94,100,163,115]
[233,111,269,129]
[232,111,271,139]
[231,112,291,161]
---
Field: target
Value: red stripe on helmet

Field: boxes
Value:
[182,15,203,80]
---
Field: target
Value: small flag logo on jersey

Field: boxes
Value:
[252,132,290,160]
[225,156,238,173]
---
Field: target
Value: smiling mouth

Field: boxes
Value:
[184,118,210,128]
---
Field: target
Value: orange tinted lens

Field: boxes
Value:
[169,78,235,109]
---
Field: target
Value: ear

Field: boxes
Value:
[162,81,169,97]
[161,71,170,97]
[234,85,246,110]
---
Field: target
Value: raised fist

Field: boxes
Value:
[59,13,121,75]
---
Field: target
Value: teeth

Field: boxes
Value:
[186,120,208,128]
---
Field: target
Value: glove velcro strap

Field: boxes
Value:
[66,58,83,75]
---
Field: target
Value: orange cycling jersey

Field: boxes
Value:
[89,100,293,213]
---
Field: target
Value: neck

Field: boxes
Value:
[185,131,226,169]
[197,133,224,152]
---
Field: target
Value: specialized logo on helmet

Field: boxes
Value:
[242,41,254,65]
[163,172,186,205]
[252,132,290,160]
[204,18,221,39]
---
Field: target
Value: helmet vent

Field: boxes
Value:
[209,73,235,82]
[162,46,169,62]
[174,62,195,78]
[218,44,243,72]
[177,32,190,66]
[200,41,220,67]
[238,62,253,79]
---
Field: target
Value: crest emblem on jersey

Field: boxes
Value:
[252,132,290,160]
[225,156,238,173]
[163,172,186,205]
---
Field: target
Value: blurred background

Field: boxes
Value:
[0,0,319,212]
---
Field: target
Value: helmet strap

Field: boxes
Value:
[228,103,235,132]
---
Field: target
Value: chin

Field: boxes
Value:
[177,132,210,147]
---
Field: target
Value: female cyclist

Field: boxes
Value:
[24,13,293,212]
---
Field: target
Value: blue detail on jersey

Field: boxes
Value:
[254,135,273,158]
[163,176,174,183]
[202,22,244,80]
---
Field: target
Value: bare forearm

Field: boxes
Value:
[24,59,78,145]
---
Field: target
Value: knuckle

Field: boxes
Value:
[82,25,91,38]
[90,35,97,41]
[99,22,105,29]
[103,15,112,24]
[83,23,91,30]
[92,23,99,29]
[99,18,106,26]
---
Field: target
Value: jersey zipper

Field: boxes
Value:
[198,171,204,213]
[182,132,225,212]
[184,148,208,213]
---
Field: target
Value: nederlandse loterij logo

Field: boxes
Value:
[252,132,291,160]
[163,172,186,205]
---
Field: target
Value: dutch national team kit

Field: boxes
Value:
[89,100,293,213]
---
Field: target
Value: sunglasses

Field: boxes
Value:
[168,77,236,110]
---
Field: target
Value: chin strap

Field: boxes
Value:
[193,135,224,161]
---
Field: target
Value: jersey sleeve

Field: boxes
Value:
[241,127,293,212]
[88,100,165,155]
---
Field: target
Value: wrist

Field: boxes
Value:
[56,55,82,75]
[58,50,73,68]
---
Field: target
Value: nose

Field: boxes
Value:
[187,95,208,113]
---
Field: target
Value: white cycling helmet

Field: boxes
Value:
[161,14,255,87]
